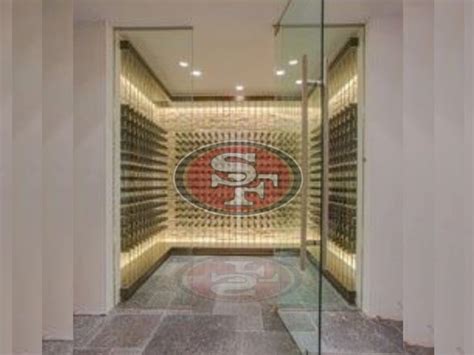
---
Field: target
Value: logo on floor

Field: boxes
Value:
[181,257,299,302]
[174,141,302,216]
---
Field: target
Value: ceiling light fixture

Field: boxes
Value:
[289,59,298,66]
[235,85,244,91]
[276,69,286,76]
[179,61,189,68]
[295,79,303,85]
[191,70,202,77]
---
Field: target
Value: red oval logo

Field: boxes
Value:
[174,141,302,216]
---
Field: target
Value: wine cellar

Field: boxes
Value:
[117,29,363,304]
[307,38,360,302]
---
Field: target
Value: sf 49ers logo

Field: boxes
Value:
[174,141,302,216]
[181,257,298,302]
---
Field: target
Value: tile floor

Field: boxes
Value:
[43,255,432,355]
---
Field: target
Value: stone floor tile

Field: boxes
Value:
[213,301,264,330]
[291,331,320,353]
[368,318,404,351]
[236,314,264,332]
[143,314,238,355]
[144,291,175,309]
[74,315,107,348]
[319,311,404,354]
[279,310,316,332]
[166,293,214,314]
[213,301,261,316]
[321,284,354,311]
[118,290,156,310]
[71,256,407,355]
[146,274,180,293]
[163,308,194,316]
[88,314,161,349]
[238,331,301,355]
[374,318,403,335]
[276,290,306,307]
[261,303,288,332]
[190,296,216,314]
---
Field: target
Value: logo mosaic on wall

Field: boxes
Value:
[180,257,300,302]
[174,141,303,216]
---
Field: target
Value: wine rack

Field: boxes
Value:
[120,41,170,295]
[328,103,357,254]
[309,125,322,231]
[120,104,169,252]
[307,38,359,303]
[161,99,308,250]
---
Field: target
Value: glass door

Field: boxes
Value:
[276,2,369,353]
[273,0,325,354]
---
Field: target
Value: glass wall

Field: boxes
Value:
[117,28,194,298]
[278,1,365,353]
[278,16,364,305]
[274,1,325,353]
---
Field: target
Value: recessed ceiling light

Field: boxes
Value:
[276,69,286,76]
[191,70,202,77]
[295,79,303,85]
[289,59,298,66]
[236,85,244,91]
[179,61,189,68]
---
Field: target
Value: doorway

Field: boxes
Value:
[113,1,364,353]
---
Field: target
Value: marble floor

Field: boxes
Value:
[43,255,432,355]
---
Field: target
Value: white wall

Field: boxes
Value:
[433,1,467,354]
[464,3,474,355]
[362,13,403,321]
[402,0,434,347]
[12,0,43,353]
[42,0,74,340]
[3,0,76,348]
[74,21,115,315]
[402,1,474,351]
[0,0,13,353]
[464,2,474,351]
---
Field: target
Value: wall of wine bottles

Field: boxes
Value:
[170,126,303,248]
[160,100,311,249]
[308,94,322,239]
[120,41,171,293]
[308,38,360,302]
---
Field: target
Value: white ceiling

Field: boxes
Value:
[74,0,397,96]
[119,26,359,97]
[74,0,401,25]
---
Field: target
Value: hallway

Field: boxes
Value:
[44,255,407,355]
[3,0,474,354]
